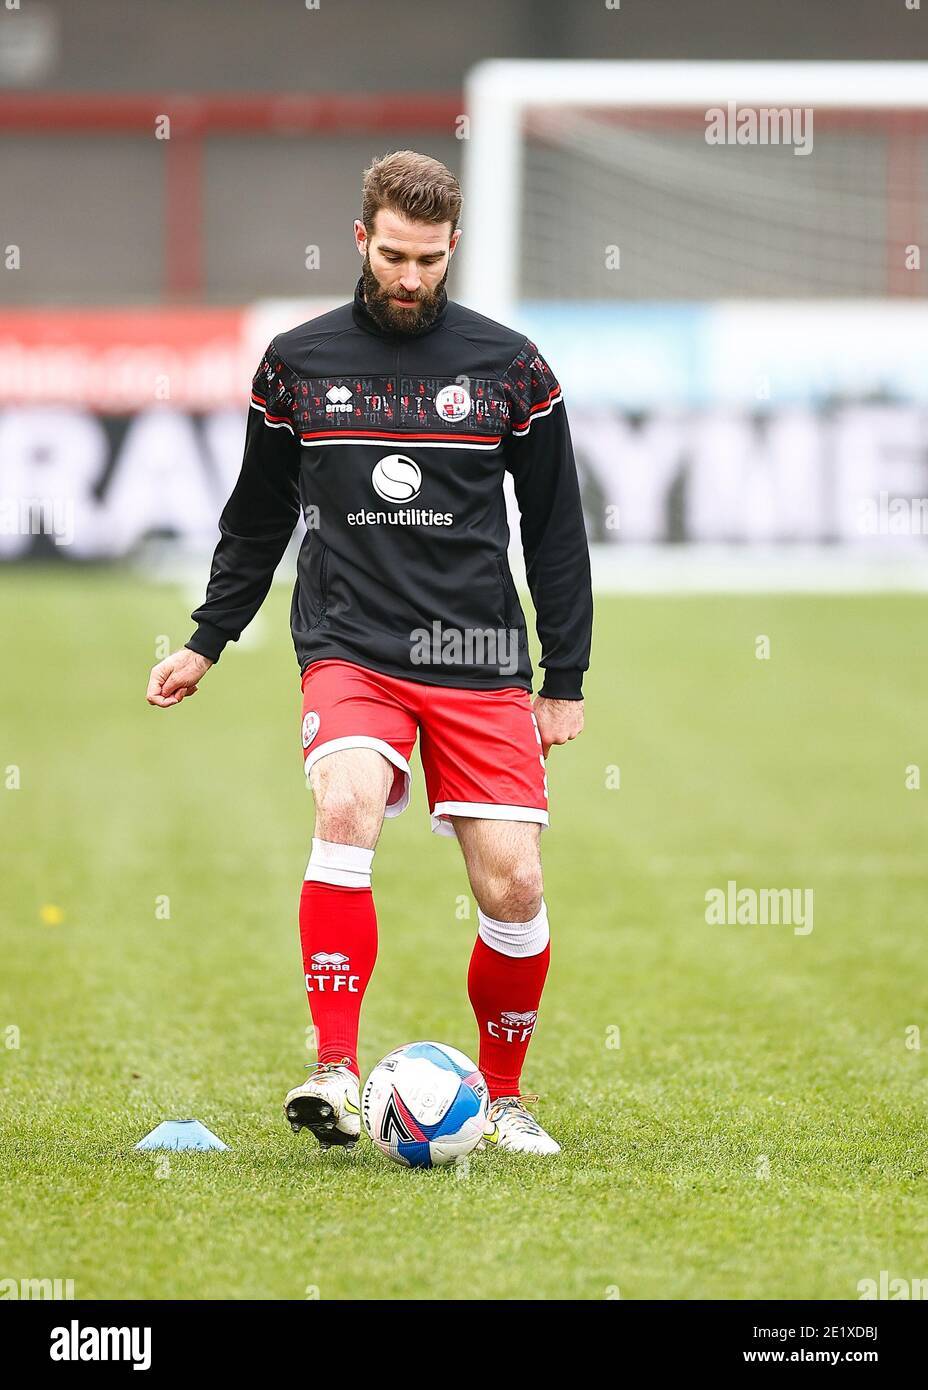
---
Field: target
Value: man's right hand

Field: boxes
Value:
[147,648,214,708]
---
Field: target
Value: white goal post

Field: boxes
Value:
[460,60,928,315]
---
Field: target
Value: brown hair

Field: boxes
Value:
[361,150,462,235]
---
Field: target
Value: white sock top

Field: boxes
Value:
[305,837,375,889]
[477,899,549,958]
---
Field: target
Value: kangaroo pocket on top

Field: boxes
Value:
[294,532,529,686]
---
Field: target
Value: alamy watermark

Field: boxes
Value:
[49,1320,151,1369]
[705,102,813,156]
[409,622,519,676]
[857,492,928,535]
[0,1275,75,1299]
[705,880,813,935]
[858,1270,928,1300]
[0,497,75,545]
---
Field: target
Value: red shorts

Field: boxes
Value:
[300,659,548,837]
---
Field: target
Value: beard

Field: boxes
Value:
[360,253,448,335]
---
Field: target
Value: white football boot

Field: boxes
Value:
[480,1094,561,1156]
[284,1058,361,1151]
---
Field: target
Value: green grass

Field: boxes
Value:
[1,568,926,1300]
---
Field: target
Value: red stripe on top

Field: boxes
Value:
[252,392,293,427]
[527,385,561,415]
[511,386,562,432]
[298,427,501,443]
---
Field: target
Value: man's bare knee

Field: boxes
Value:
[479,862,543,921]
[453,819,544,921]
[309,748,392,848]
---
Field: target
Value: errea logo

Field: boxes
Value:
[310,952,350,969]
[325,385,353,414]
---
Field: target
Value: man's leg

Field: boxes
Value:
[452,817,550,1103]
[286,659,418,1148]
[300,747,393,1077]
[285,747,393,1149]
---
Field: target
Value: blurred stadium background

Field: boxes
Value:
[3,1,928,1302]
[3,0,928,585]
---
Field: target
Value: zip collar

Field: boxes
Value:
[351,275,449,340]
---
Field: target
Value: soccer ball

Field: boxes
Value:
[362,1041,488,1168]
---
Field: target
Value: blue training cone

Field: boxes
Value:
[135,1119,229,1152]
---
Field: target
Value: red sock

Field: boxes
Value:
[299,840,377,1078]
[467,927,550,1101]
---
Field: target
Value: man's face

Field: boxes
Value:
[355,208,461,334]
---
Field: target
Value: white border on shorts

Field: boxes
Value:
[303,735,411,818]
[430,800,549,838]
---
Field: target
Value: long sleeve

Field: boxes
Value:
[186,342,302,662]
[503,341,593,700]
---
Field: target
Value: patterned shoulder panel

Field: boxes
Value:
[251,341,296,421]
[502,340,563,438]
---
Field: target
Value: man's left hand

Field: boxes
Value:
[532,696,584,758]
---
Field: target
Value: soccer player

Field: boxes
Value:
[147,151,592,1156]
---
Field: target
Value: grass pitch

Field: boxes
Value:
[1,567,926,1300]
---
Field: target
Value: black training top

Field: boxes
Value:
[187,278,592,699]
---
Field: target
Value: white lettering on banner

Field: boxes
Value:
[0,338,249,412]
[571,412,684,542]
[0,408,240,559]
[1,405,928,556]
[832,406,927,542]
[202,408,252,495]
[100,411,219,556]
[0,409,108,558]
[570,405,928,544]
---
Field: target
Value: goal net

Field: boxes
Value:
[461,61,928,309]
[460,63,928,576]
